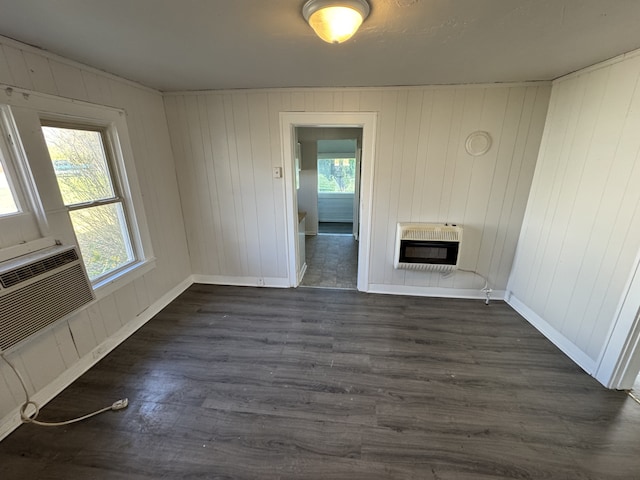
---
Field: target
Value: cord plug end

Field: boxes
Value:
[111,398,129,411]
[482,287,493,305]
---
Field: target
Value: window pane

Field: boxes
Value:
[317,158,356,193]
[69,203,134,280]
[42,126,115,206]
[0,161,19,215]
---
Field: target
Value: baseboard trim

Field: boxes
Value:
[0,276,194,442]
[505,291,597,376]
[192,274,290,288]
[367,283,506,301]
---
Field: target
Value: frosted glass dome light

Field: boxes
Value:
[303,0,370,44]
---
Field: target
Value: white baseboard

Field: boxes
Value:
[367,283,506,301]
[192,274,290,288]
[0,276,194,442]
[505,291,597,376]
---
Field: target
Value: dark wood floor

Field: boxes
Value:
[1,285,639,479]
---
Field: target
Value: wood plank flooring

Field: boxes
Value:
[1,284,639,479]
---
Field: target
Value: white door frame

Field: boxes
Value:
[353,147,362,240]
[595,247,640,389]
[280,112,377,291]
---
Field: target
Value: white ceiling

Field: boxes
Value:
[0,0,639,92]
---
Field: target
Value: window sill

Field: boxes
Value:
[318,192,356,196]
[92,257,157,301]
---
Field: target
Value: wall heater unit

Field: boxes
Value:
[394,223,463,272]
[0,244,94,352]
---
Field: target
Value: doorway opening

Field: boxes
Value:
[296,131,362,289]
[280,112,377,292]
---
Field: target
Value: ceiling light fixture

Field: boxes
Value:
[303,0,370,44]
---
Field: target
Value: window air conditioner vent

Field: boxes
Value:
[0,249,79,289]
[0,244,93,352]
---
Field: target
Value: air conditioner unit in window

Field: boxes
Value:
[0,243,94,352]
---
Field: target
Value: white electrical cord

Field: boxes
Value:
[443,268,493,305]
[0,351,128,427]
[628,389,640,406]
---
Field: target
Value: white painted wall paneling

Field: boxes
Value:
[164,84,550,295]
[297,141,319,234]
[0,36,190,430]
[507,51,640,375]
[318,193,354,222]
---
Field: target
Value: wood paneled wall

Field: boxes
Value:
[298,142,319,235]
[0,37,190,426]
[164,84,550,293]
[318,193,354,223]
[508,51,640,369]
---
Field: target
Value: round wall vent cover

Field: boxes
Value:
[465,131,492,156]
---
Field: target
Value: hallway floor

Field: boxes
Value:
[301,234,358,289]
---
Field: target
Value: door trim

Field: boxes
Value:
[353,147,362,240]
[280,112,377,291]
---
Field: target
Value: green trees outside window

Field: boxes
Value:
[317,158,356,193]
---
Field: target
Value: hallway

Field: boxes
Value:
[301,235,358,289]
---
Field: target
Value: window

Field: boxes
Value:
[1,92,153,293]
[0,131,21,216]
[41,123,135,282]
[317,157,356,193]
[0,106,43,249]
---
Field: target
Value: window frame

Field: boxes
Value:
[0,106,42,248]
[0,125,24,218]
[40,120,138,284]
[0,87,155,298]
[0,114,29,217]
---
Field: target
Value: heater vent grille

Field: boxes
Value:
[395,223,463,271]
[401,228,460,242]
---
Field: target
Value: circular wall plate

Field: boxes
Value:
[465,131,492,156]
